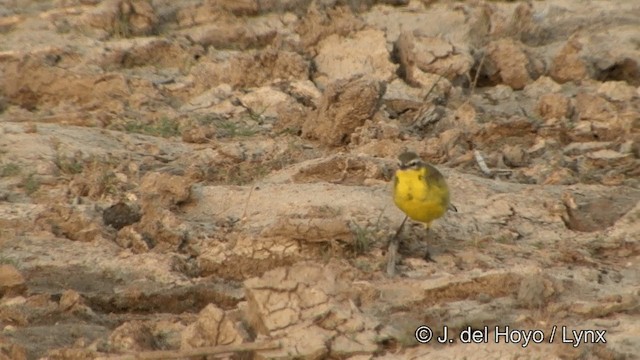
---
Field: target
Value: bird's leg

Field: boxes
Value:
[423,222,436,262]
[393,215,408,240]
[386,215,408,276]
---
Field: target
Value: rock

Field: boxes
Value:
[604,315,640,359]
[135,208,187,251]
[384,78,441,104]
[394,31,472,85]
[44,348,96,359]
[550,37,589,83]
[107,321,155,352]
[502,145,528,168]
[1,49,132,110]
[58,289,82,311]
[181,21,277,50]
[255,324,334,359]
[139,172,191,208]
[84,0,158,37]
[569,293,639,318]
[92,38,198,72]
[0,343,27,360]
[523,76,563,98]
[574,93,614,122]
[134,173,191,251]
[191,49,309,89]
[237,86,302,123]
[296,4,365,49]
[485,39,533,89]
[537,93,571,120]
[181,125,216,143]
[586,149,627,160]
[563,141,615,156]
[542,168,577,186]
[102,202,141,230]
[217,0,260,16]
[563,191,640,232]
[0,265,26,298]
[35,205,103,242]
[302,76,385,146]
[181,304,243,349]
[314,29,397,87]
[277,80,322,109]
[516,273,555,309]
[115,226,149,252]
[597,81,638,102]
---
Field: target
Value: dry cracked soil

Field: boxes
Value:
[0,0,639,359]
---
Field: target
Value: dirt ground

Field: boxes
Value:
[0,0,639,359]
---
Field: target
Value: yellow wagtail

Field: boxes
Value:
[393,151,453,228]
[388,151,455,270]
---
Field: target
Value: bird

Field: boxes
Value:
[387,151,455,274]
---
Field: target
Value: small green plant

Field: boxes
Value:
[155,117,180,137]
[350,222,374,256]
[55,19,72,34]
[532,241,545,250]
[246,105,268,123]
[54,154,84,175]
[112,9,131,38]
[227,164,269,185]
[24,174,40,195]
[348,210,386,257]
[495,234,514,244]
[0,255,18,267]
[99,170,119,196]
[50,137,84,175]
[353,258,374,272]
[195,114,224,126]
[0,163,20,177]
[216,120,258,137]
[123,117,180,138]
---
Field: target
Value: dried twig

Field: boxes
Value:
[471,51,486,95]
[241,185,256,220]
[423,64,451,103]
[474,150,514,177]
[474,150,493,176]
[101,341,281,360]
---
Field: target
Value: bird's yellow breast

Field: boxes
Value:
[393,167,449,225]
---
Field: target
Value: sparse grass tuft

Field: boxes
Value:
[350,222,375,256]
[24,174,40,195]
[495,234,514,244]
[51,139,84,175]
[353,258,374,272]
[0,255,18,267]
[98,169,119,196]
[226,164,269,185]
[54,154,84,175]
[348,210,386,257]
[194,114,260,138]
[216,120,258,137]
[123,117,180,138]
[0,163,20,177]
[112,9,131,38]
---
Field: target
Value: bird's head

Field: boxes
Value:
[397,151,423,171]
